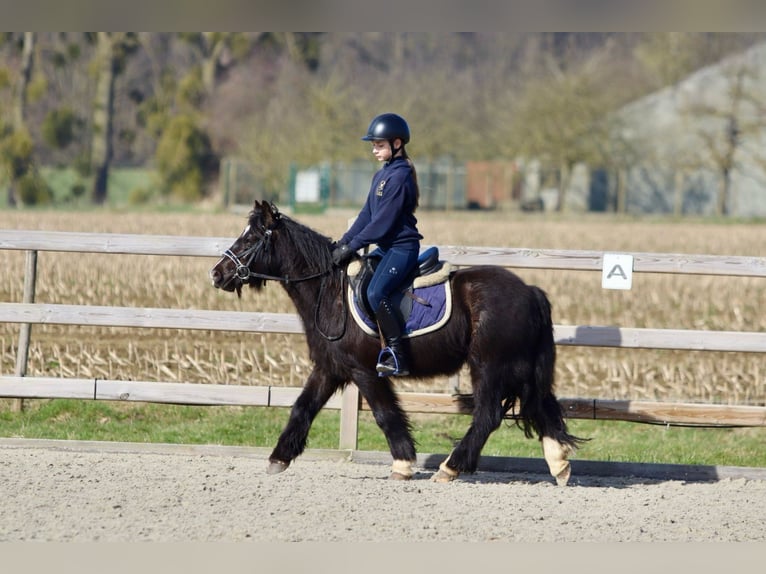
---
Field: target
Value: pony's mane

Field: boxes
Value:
[250,209,334,276]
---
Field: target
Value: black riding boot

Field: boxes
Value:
[374,297,410,377]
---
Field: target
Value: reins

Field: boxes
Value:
[315,269,348,341]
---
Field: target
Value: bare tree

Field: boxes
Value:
[12,32,34,132]
[90,32,138,205]
[177,33,259,104]
[508,50,620,211]
[2,32,35,206]
[677,54,766,216]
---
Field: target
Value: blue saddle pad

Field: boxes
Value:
[348,281,452,338]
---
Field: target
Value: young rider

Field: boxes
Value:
[331,113,422,377]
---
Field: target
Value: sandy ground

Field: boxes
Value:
[1,440,765,543]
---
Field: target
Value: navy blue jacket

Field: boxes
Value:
[341,157,422,253]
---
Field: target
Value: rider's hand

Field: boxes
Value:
[331,244,354,267]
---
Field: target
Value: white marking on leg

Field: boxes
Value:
[438,459,459,478]
[391,459,414,478]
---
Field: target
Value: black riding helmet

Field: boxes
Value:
[361,113,410,157]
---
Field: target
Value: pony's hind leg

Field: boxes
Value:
[432,368,506,483]
[354,370,417,480]
[536,394,581,486]
[268,368,342,474]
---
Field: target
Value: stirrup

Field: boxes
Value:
[376,347,409,377]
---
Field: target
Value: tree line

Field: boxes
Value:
[1,32,763,208]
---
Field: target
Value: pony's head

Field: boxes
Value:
[209,200,283,296]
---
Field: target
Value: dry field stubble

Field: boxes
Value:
[1,209,764,407]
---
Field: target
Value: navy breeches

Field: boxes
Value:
[366,245,420,313]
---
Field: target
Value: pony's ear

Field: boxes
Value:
[260,200,280,228]
[253,199,261,211]
[269,202,281,221]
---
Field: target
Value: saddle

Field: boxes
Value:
[346,246,453,338]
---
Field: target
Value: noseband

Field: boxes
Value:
[221,229,273,284]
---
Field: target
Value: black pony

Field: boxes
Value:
[210,200,583,485]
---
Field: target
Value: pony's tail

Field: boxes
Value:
[454,286,586,450]
[521,287,587,450]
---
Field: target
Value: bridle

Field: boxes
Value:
[218,224,348,341]
[221,228,327,286]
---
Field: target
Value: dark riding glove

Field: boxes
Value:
[332,243,354,267]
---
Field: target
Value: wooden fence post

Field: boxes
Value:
[11,249,37,412]
[339,383,360,450]
[449,373,460,394]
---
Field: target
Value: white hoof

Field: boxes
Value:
[554,461,572,486]
[542,436,573,486]
[431,459,459,483]
[266,460,289,475]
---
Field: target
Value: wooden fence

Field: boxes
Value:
[1,229,765,452]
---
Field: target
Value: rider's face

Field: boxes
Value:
[371,139,395,162]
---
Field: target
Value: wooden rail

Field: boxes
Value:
[1,376,763,428]
[1,302,765,352]
[2,229,765,276]
[2,229,766,446]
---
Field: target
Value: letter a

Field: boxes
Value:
[607,264,627,280]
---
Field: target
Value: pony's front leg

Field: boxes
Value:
[268,368,342,474]
[354,370,417,480]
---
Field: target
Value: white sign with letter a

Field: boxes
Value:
[602,253,634,290]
